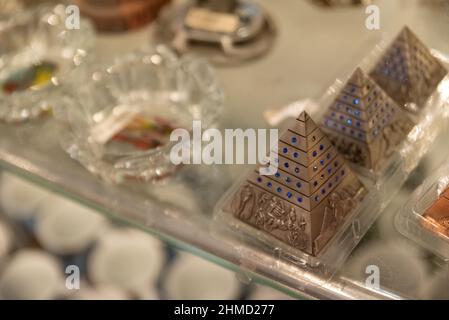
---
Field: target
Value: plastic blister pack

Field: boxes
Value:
[314,27,449,203]
[214,167,378,279]
[213,26,449,279]
[395,164,449,260]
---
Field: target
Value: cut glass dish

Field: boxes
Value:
[0,4,95,122]
[55,45,223,183]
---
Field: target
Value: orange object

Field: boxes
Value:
[423,188,449,238]
[75,0,170,32]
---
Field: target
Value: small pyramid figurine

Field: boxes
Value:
[322,68,414,171]
[370,26,447,110]
[226,112,366,257]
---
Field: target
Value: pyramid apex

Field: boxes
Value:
[297,111,309,121]
[293,111,317,136]
[400,25,413,35]
[395,25,416,42]
[347,68,366,87]
[354,67,364,74]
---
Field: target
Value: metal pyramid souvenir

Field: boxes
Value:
[226,112,366,257]
[322,68,414,171]
[370,26,447,110]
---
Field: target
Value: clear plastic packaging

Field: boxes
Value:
[308,28,449,217]
[396,163,449,260]
[54,45,223,183]
[214,170,378,278]
[214,27,449,278]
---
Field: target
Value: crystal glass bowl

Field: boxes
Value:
[0,4,95,122]
[55,45,223,183]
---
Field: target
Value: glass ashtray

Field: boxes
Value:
[55,45,223,183]
[0,4,95,122]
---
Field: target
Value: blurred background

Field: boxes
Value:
[0,0,449,300]
[0,171,294,300]
[0,0,301,299]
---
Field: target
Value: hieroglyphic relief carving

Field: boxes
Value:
[286,208,308,250]
[233,185,309,251]
[313,186,358,252]
[234,184,255,220]
[380,118,414,157]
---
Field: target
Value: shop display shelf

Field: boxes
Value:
[1,0,448,299]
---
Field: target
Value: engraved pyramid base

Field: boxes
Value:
[226,171,366,257]
[213,169,377,278]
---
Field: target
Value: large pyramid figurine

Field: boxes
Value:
[322,68,414,171]
[226,112,366,257]
[370,26,447,110]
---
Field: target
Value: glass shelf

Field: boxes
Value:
[1,0,449,299]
